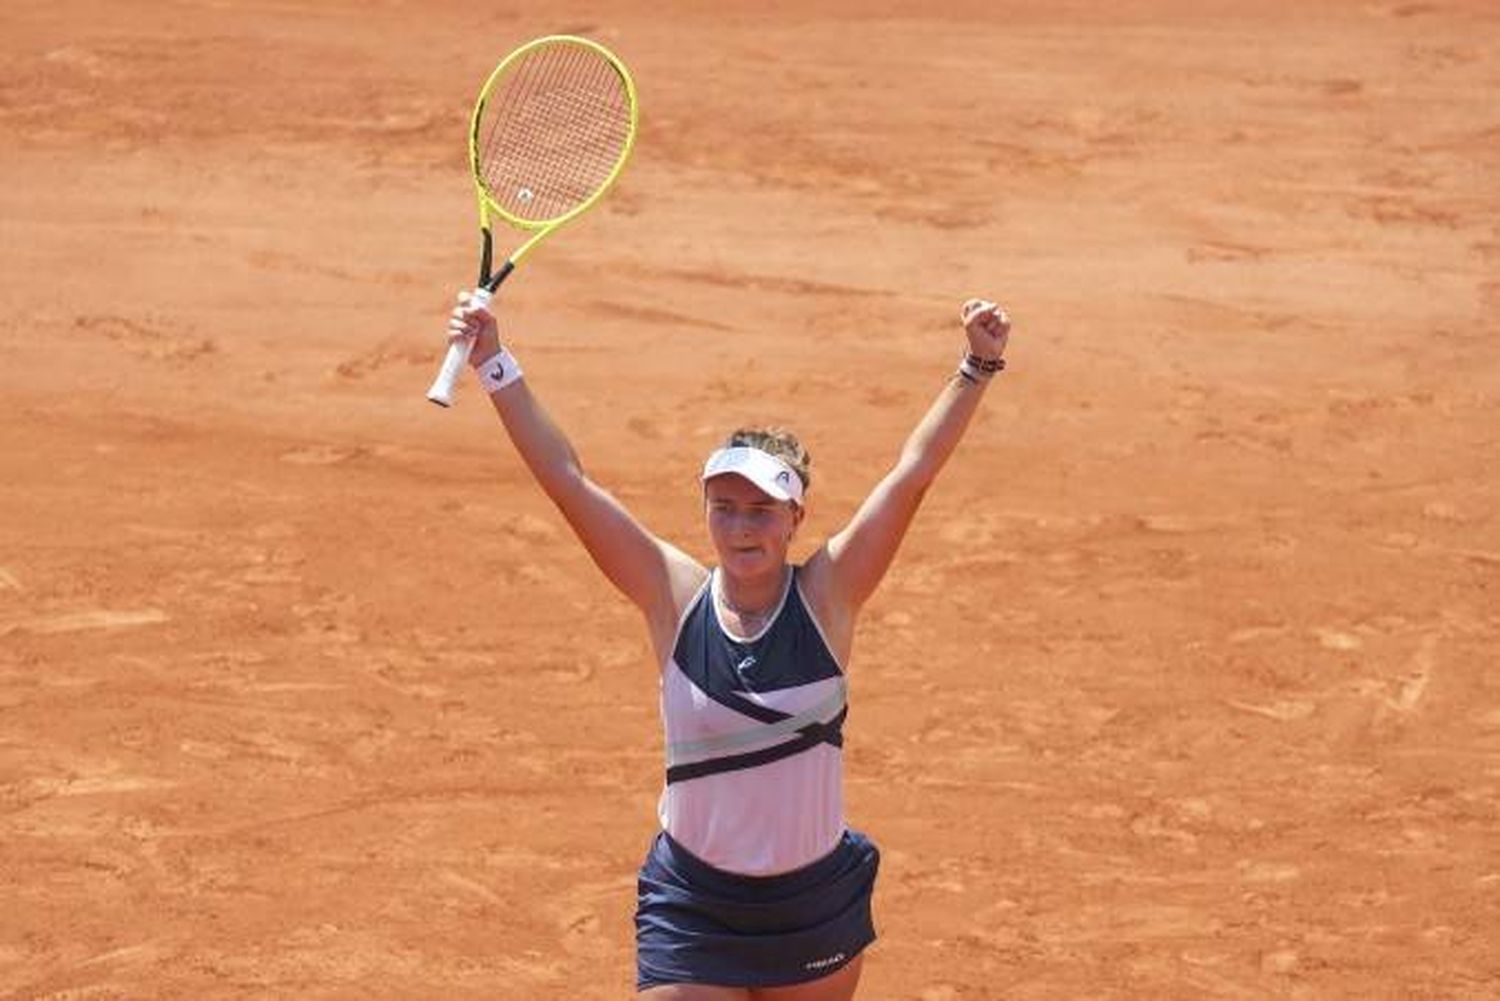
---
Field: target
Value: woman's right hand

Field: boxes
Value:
[447,290,502,367]
[960,298,1011,362]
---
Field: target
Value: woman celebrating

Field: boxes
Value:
[447,294,1012,999]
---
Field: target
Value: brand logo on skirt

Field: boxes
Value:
[805,952,847,971]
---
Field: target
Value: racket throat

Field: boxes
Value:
[478,231,516,292]
[480,232,516,297]
[484,259,515,293]
[478,229,494,288]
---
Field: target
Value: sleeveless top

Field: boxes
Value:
[657,566,848,876]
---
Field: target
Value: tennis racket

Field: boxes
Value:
[426,35,639,406]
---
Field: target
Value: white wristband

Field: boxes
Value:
[474,348,523,394]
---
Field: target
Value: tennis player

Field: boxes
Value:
[447,294,1011,999]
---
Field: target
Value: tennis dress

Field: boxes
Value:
[635,567,879,990]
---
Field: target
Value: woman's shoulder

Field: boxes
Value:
[644,550,710,659]
[795,546,834,600]
[794,551,855,662]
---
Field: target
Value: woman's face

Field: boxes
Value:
[704,474,803,578]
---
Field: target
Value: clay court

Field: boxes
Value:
[2,1,1497,997]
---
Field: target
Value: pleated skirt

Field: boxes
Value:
[635,828,879,991]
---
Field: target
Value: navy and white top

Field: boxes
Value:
[657,566,848,876]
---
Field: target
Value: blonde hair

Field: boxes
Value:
[723,426,811,492]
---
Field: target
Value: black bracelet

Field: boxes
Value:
[965,352,1006,374]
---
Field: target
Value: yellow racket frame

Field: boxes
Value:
[468,34,639,278]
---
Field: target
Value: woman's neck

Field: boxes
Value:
[717,565,790,621]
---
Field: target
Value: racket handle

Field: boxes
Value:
[426,287,494,407]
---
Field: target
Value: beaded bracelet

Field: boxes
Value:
[958,351,1006,383]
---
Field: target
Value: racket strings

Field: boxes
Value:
[476,42,632,223]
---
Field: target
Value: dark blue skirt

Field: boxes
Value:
[635,829,879,991]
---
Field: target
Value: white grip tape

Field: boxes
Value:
[426,287,493,407]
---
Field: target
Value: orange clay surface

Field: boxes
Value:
[2,2,1497,998]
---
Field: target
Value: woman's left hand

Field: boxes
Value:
[961,298,1011,361]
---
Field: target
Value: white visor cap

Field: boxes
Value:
[701,446,805,506]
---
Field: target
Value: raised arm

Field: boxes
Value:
[806,299,1012,620]
[448,295,705,639]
